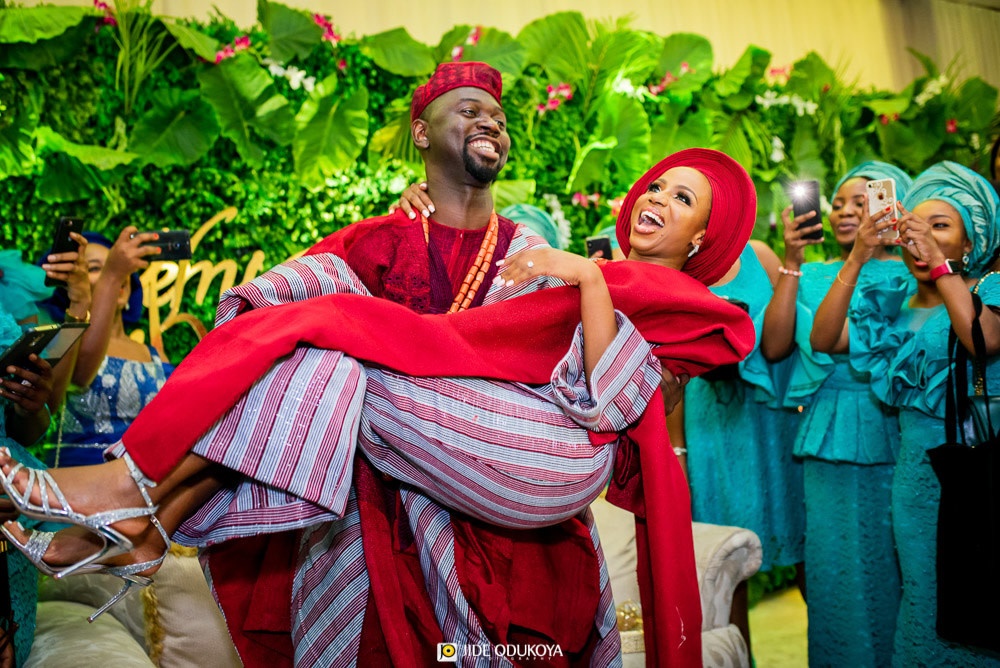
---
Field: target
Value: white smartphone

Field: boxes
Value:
[866,178,898,240]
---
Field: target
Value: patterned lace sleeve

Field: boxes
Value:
[549,310,661,432]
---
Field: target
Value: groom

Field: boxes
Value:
[203,62,644,666]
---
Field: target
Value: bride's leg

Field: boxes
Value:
[1,460,228,573]
[0,450,215,547]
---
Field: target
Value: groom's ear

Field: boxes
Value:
[412,119,430,151]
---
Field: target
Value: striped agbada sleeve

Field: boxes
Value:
[550,310,661,432]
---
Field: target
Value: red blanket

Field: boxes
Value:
[122,260,754,666]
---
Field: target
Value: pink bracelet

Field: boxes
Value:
[778,266,803,277]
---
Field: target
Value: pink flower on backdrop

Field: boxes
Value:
[93,0,109,9]
[466,26,482,45]
[946,118,958,133]
[588,193,601,206]
[880,114,890,125]
[338,58,348,71]
[322,29,341,44]
[679,61,691,74]
[555,83,572,100]
[233,35,250,51]
[451,45,464,61]
[822,83,831,93]
[103,15,117,27]
[650,71,677,94]
[546,97,561,110]
[313,14,332,30]
[214,45,236,64]
[608,196,625,217]
[572,192,590,208]
[536,102,547,114]
[546,84,555,96]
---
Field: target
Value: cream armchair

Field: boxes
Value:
[590,495,763,668]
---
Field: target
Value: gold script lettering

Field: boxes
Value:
[135,207,288,357]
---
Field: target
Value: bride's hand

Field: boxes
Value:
[388,181,435,220]
[495,249,602,288]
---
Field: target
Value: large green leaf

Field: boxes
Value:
[258,0,322,64]
[877,117,944,173]
[197,53,293,167]
[715,116,752,172]
[651,107,714,160]
[434,24,471,63]
[35,127,138,170]
[368,96,422,168]
[596,95,650,184]
[567,137,617,193]
[162,21,220,62]
[785,52,836,100]
[790,117,825,183]
[907,48,939,78]
[130,88,220,167]
[714,45,770,97]
[516,12,589,86]
[0,106,38,177]
[656,33,712,95]
[0,7,89,44]
[581,30,659,120]
[955,77,998,129]
[460,28,526,79]
[293,76,370,190]
[866,96,910,117]
[0,20,91,70]
[493,179,536,210]
[36,152,97,203]
[361,28,435,77]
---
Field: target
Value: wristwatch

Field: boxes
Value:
[929,259,960,281]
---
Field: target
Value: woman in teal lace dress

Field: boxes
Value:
[682,240,805,572]
[815,161,1000,666]
[0,275,56,668]
[760,161,912,665]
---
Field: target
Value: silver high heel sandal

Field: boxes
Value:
[0,451,172,620]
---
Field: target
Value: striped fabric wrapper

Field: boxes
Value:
[121,226,645,665]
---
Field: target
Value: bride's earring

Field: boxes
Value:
[688,244,700,258]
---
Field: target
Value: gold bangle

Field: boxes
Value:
[64,309,90,323]
[835,268,857,287]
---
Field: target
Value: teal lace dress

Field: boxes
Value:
[788,259,910,667]
[1,310,48,667]
[851,272,1000,667]
[685,245,805,570]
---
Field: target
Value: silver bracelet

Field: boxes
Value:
[673,446,687,457]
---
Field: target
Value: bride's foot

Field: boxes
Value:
[1,522,168,577]
[0,448,153,544]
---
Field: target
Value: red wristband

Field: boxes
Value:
[929,260,957,281]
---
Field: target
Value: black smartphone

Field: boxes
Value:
[131,229,192,262]
[788,180,823,241]
[45,216,85,287]
[0,323,89,376]
[585,235,613,259]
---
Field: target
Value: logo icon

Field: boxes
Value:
[437,643,458,662]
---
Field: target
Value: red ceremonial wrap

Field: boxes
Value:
[411,61,503,122]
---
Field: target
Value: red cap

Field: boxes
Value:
[616,148,757,286]
[410,62,502,122]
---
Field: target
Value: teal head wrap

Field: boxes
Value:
[500,204,565,250]
[902,161,1000,276]
[833,161,913,202]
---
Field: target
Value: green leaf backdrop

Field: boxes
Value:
[1,1,998,361]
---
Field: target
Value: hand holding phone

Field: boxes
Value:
[130,229,192,262]
[866,178,898,240]
[585,235,613,260]
[788,180,824,241]
[44,217,85,287]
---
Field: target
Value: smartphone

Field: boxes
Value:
[866,178,899,240]
[131,229,192,262]
[788,180,823,241]
[45,216,85,287]
[0,323,89,376]
[585,235,613,260]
